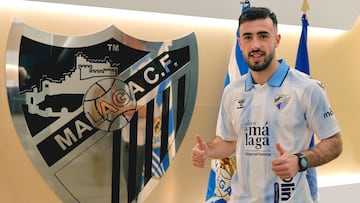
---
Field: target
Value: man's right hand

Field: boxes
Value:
[191,134,209,168]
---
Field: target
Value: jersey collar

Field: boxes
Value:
[245,59,289,91]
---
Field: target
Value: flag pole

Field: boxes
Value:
[296,1,319,201]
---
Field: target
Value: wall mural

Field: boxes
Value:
[6,21,198,203]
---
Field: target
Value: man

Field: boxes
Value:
[191,7,342,203]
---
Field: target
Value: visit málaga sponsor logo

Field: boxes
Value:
[243,121,271,156]
[244,121,270,149]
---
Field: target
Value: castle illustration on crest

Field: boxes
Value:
[26,52,119,117]
[76,52,118,80]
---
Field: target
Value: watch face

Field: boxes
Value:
[300,158,308,168]
[296,153,308,172]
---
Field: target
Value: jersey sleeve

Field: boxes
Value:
[304,80,340,140]
[216,87,238,141]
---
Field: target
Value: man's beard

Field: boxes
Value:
[247,50,274,72]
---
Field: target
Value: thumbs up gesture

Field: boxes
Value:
[191,134,209,168]
[271,142,299,179]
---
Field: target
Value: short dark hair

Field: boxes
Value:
[238,7,278,29]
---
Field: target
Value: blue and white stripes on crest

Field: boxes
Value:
[152,77,175,178]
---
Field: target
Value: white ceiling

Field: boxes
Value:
[27,0,359,30]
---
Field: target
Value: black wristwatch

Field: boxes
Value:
[295,153,308,172]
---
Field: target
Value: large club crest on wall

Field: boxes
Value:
[6,21,198,203]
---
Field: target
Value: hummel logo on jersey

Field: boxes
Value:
[237,99,245,109]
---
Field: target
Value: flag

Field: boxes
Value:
[224,3,250,85]
[295,14,310,75]
[205,1,250,202]
[295,10,319,201]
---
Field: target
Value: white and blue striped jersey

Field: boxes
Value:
[216,59,340,203]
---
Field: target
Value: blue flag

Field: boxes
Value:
[205,2,250,202]
[295,14,310,75]
[295,13,319,201]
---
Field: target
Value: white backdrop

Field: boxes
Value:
[26,0,359,30]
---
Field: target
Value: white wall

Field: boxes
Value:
[319,183,360,203]
[26,0,360,30]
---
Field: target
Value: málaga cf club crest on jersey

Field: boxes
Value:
[6,21,198,203]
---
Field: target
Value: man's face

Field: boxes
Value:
[238,18,280,72]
